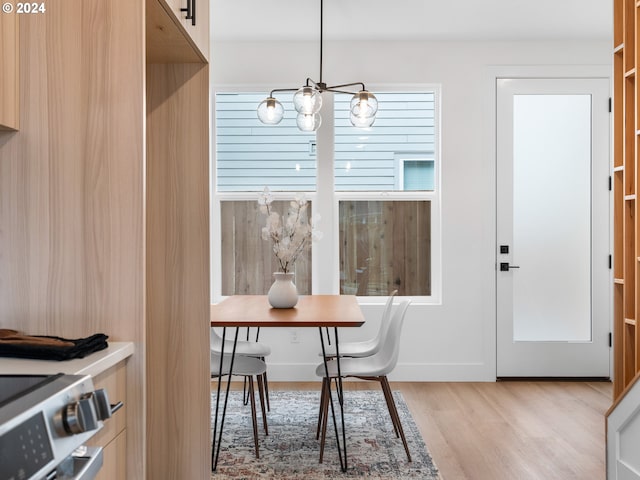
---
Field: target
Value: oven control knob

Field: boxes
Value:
[89,389,112,421]
[62,397,99,434]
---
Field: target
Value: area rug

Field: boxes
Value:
[210,390,440,479]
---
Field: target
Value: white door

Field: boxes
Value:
[496,78,610,377]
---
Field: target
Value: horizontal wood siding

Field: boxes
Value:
[335,92,435,191]
[216,93,316,191]
[215,92,435,192]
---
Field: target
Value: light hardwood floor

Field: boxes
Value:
[261,381,611,480]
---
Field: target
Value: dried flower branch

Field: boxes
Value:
[258,187,322,274]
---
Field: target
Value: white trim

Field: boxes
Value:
[395,154,435,191]
[315,92,336,294]
[484,64,612,381]
[211,85,443,304]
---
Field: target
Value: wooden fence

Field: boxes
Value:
[339,200,431,296]
[220,200,430,296]
[220,200,312,295]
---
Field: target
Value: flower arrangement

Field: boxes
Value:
[258,187,322,274]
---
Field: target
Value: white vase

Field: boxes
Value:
[268,272,298,308]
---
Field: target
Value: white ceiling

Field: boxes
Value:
[212,0,612,43]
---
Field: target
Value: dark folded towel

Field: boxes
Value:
[0,329,109,361]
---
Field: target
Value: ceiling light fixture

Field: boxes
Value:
[256,0,377,132]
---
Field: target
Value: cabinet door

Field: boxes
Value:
[157,0,209,61]
[183,0,208,60]
[87,362,127,478]
[0,9,19,130]
[88,362,127,447]
[161,0,183,17]
[95,431,126,480]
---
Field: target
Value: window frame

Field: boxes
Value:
[211,84,442,305]
[394,154,436,191]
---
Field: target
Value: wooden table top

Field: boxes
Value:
[210,295,365,328]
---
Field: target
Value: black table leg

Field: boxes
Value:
[211,326,239,472]
[318,327,348,472]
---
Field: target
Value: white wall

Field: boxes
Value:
[211,39,611,382]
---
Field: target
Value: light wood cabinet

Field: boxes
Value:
[99,431,127,480]
[0,8,18,130]
[163,0,209,58]
[613,0,640,399]
[0,0,210,478]
[145,61,210,480]
[148,0,209,62]
[145,5,211,480]
[88,361,128,480]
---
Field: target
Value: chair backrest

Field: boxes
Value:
[372,289,398,346]
[210,327,235,353]
[370,298,411,376]
[210,327,220,351]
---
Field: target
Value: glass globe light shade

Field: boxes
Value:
[350,112,375,128]
[293,86,322,114]
[350,90,378,119]
[296,112,322,132]
[257,97,284,125]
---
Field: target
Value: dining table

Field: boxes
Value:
[209,294,365,472]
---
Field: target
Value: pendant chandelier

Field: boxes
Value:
[256,0,378,132]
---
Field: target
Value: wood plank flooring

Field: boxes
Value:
[262,381,611,480]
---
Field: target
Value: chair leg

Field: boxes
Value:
[248,376,260,459]
[256,373,269,435]
[262,366,271,412]
[379,378,400,438]
[380,376,411,462]
[319,377,330,463]
[242,376,249,406]
[316,377,327,440]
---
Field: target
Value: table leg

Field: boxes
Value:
[211,326,239,472]
[318,327,348,472]
[243,327,250,406]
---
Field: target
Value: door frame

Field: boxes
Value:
[496,77,610,377]
[484,65,613,379]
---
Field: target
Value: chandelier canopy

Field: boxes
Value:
[256,0,378,132]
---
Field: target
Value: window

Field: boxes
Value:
[339,200,431,296]
[213,90,440,300]
[216,93,316,191]
[334,92,435,192]
[219,200,312,295]
[397,156,435,191]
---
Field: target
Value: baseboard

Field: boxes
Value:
[497,376,611,382]
[263,361,495,382]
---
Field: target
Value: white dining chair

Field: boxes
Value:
[315,290,397,440]
[211,327,272,410]
[315,299,412,463]
[320,290,398,359]
[210,352,268,458]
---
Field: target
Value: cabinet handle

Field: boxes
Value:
[180,0,196,26]
[180,0,192,20]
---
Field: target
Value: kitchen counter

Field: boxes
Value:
[0,341,134,378]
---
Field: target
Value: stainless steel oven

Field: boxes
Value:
[0,373,122,480]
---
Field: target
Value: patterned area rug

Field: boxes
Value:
[210,390,440,479]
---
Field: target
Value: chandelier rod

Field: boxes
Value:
[256,0,378,130]
[319,0,324,86]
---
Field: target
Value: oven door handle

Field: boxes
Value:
[54,446,103,480]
